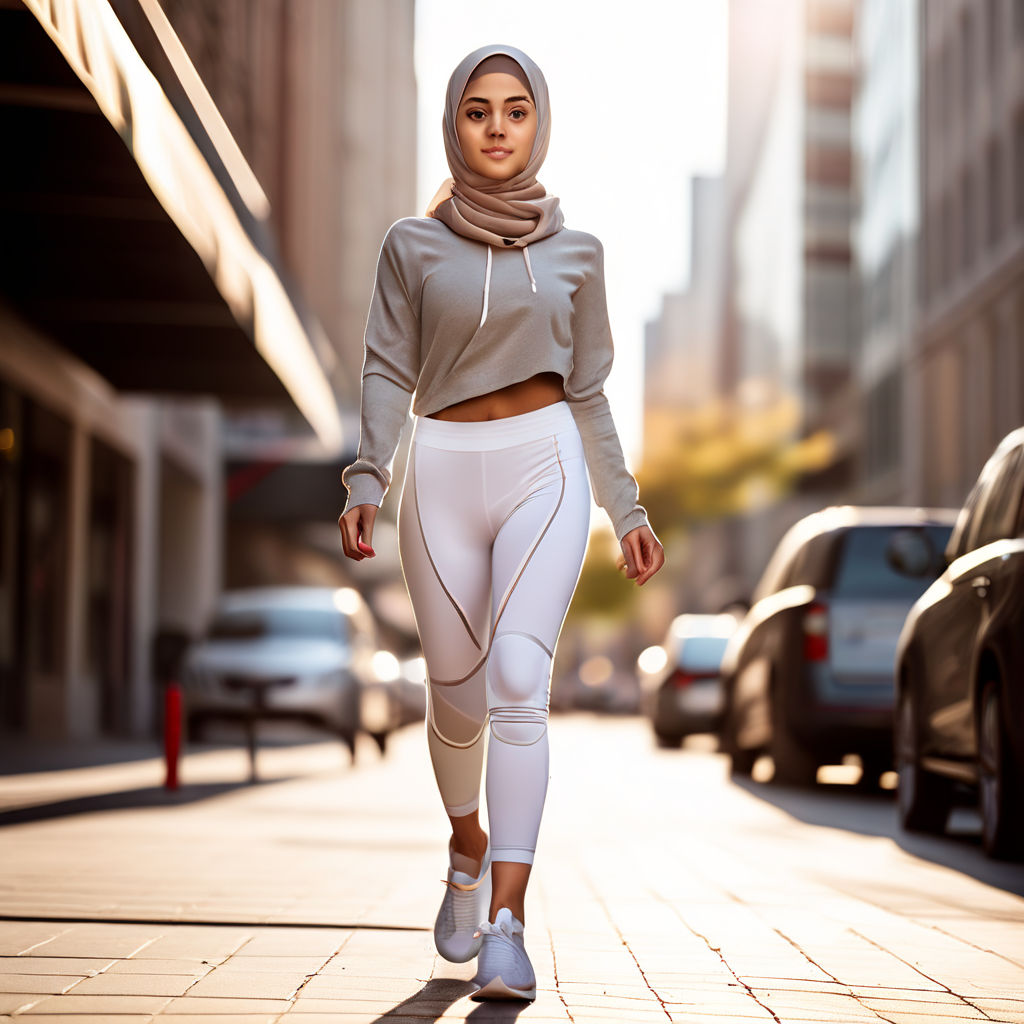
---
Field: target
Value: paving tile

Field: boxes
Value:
[184,969,309,999]
[28,925,162,959]
[217,955,331,974]
[17,1017,154,1024]
[160,995,294,1014]
[0,973,84,995]
[0,925,74,956]
[19,992,171,1014]
[106,958,213,977]
[1,956,112,976]
[0,993,45,1014]
[66,971,200,996]
[235,929,347,957]
[152,1017,279,1024]
[857,995,989,1017]
[133,928,253,961]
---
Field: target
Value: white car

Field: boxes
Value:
[183,586,377,756]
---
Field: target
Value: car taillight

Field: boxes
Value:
[670,670,696,688]
[802,602,829,662]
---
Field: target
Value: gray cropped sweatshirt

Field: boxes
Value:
[341,216,649,541]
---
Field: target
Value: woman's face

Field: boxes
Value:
[456,71,537,180]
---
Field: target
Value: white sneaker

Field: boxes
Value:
[470,907,536,1001]
[433,839,491,963]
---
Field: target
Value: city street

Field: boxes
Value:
[1,714,1024,1023]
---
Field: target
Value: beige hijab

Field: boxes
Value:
[428,44,563,248]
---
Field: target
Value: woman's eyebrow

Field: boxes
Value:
[461,95,532,106]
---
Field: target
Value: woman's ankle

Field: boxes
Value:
[451,830,488,864]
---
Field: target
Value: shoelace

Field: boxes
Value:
[473,916,522,941]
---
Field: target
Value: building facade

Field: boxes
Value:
[852,0,919,504]
[0,0,416,740]
[913,0,1024,508]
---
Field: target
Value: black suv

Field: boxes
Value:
[721,506,956,786]
[895,428,1024,859]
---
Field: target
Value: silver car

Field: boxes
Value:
[638,613,739,747]
[183,586,377,757]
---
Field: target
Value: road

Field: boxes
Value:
[0,714,1023,1022]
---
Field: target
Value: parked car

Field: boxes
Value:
[895,428,1024,859]
[638,613,739,747]
[720,506,957,786]
[360,650,427,752]
[183,586,378,756]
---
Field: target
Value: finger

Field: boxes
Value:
[339,513,365,561]
[620,536,639,579]
[635,542,666,586]
[357,507,376,557]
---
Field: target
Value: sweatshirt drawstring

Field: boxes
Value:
[523,245,537,293]
[479,245,492,328]
[479,243,537,329]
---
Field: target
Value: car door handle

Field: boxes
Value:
[971,576,991,598]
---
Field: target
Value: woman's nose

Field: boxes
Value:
[487,115,504,136]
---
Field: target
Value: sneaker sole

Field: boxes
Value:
[433,932,483,964]
[470,976,536,1001]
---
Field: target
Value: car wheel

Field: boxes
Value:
[978,680,1024,860]
[654,730,684,749]
[857,749,892,792]
[721,707,756,776]
[896,690,952,834]
[769,692,817,787]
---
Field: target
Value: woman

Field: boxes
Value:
[339,44,663,1001]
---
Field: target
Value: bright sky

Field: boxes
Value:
[414,0,728,459]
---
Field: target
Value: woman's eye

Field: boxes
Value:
[509,109,528,121]
[467,110,485,120]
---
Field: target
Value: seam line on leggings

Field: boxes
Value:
[488,438,566,642]
[412,444,482,652]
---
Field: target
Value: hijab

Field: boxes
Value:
[428,44,564,248]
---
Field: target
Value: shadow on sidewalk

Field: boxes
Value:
[370,977,530,1022]
[732,774,1024,898]
[0,778,302,827]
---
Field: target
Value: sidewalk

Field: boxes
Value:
[1,716,1024,1022]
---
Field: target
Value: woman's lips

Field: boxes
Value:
[483,148,512,159]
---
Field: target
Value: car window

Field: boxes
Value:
[783,531,837,588]
[754,519,824,600]
[677,636,729,673]
[972,449,1023,548]
[831,525,953,598]
[947,481,984,560]
[209,608,349,642]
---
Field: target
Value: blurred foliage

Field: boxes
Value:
[568,529,635,618]
[638,396,836,537]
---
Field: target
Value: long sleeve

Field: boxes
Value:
[342,223,421,511]
[566,238,649,541]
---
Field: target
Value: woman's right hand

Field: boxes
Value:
[338,504,378,561]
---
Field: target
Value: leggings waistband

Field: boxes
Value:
[413,401,577,452]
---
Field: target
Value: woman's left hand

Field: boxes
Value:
[618,525,665,586]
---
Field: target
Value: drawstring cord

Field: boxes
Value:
[478,243,536,329]
[522,245,537,293]
[478,245,492,328]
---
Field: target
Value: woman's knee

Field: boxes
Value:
[486,632,550,744]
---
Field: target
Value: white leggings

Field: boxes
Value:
[398,402,590,865]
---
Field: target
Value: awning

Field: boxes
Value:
[0,0,342,449]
